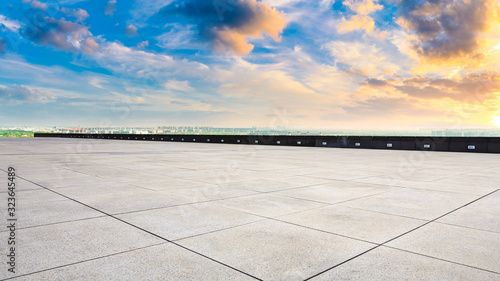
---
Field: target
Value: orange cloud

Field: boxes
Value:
[337,15,375,34]
[343,0,383,15]
[337,0,384,35]
[162,0,288,55]
[211,0,288,55]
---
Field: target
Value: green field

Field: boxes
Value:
[0,130,34,137]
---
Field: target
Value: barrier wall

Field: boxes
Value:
[34,133,500,153]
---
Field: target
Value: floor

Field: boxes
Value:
[0,138,499,280]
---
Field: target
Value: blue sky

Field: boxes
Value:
[1,0,500,128]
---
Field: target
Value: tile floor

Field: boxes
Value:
[0,138,498,280]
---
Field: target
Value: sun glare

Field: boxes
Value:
[494,115,500,127]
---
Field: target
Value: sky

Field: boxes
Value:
[0,0,500,129]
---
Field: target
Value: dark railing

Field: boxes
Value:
[34,133,500,153]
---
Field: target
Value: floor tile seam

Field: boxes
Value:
[270,218,381,246]
[337,205,435,221]
[349,179,491,196]
[171,218,270,243]
[228,178,397,194]
[107,191,275,217]
[0,214,108,233]
[2,242,169,280]
[0,188,50,193]
[380,245,500,275]
[302,188,500,280]
[217,181,334,194]
[274,187,404,209]
[432,220,500,234]
[16,175,263,280]
[212,203,330,222]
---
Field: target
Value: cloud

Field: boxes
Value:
[0,85,55,103]
[0,38,6,54]
[137,40,149,48]
[343,0,383,15]
[30,0,48,10]
[61,8,89,23]
[125,24,138,36]
[397,0,500,65]
[89,42,209,83]
[160,0,288,55]
[209,48,357,127]
[89,77,106,89]
[264,0,300,7]
[104,0,117,16]
[337,0,383,34]
[81,38,99,53]
[324,40,403,77]
[155,24,196,49]
[362,72,500,103]
[23,17,98,53]
[0,15,22,33]
[365,78,388,87]
[337,15,375,34]
[131,0,174,25]
[163,80,194,92]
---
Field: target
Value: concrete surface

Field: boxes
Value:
[0,138,499,280]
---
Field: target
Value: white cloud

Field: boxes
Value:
[89,77,107,89]
[89,42,210,84]
[0,15,21,33]
[105,0,117,16]
[211,48,355,126]
[324,40,404,77]
[137,40,149,48]
[131,0,174,26]
[263,0,301,7]
[155,24,196,49]
[163,80,194,92]
[125,24,138,37]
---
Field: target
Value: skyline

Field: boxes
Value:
[1,0,500,129]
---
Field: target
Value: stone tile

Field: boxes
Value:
[166,185,258,202]
[377,168,461,182]
[310,246,498,281]
[275,182,397,204]
[306,170,379,181]
[0,178,42,193]
[224,179,296,192]
[214,194,326,218]
[340,188,478,220]
[279,205,425,243]
[354,176,498,196]
[75,190,194,214]
[178,220,374,281]
[27,174,120,189]
[129,178,211,191]
[433,175,500,189]
[117,202,264,240]
[0,199,103,230]
[275,176,338,187]
[0,217,163,279]
[269,167,338,176]
[437,193,500,233]
[2,189,67,205]
[387,222,500,273]
[52,181,150,199]
[15,243,256,281]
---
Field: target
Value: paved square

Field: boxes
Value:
[0,138,499,280]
